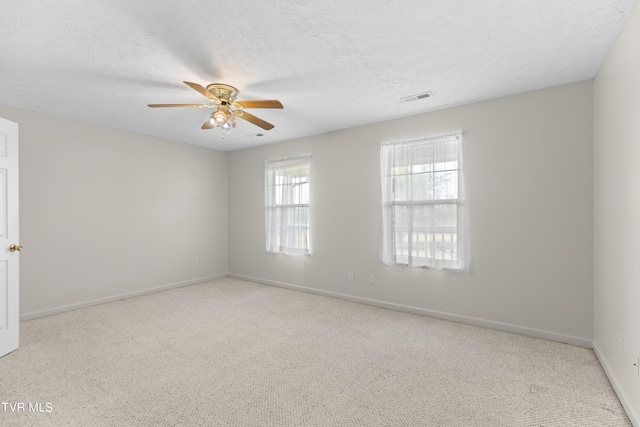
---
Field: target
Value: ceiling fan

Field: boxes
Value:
[148,81,283,137]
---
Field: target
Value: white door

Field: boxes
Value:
[0,117,19,358]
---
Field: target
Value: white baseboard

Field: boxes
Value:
[593,341,639,427]
[228,273,593,348]
[19,274,229,322]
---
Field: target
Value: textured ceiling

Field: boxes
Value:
[0,0,637,151]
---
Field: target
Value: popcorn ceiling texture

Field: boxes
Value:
[0,278,631,426]
[0,0,636,150]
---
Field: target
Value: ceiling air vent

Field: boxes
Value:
[247,133,265,138]
[400,91,433,103]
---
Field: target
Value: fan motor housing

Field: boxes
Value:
[206,84,238,103]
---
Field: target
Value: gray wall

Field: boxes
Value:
[0,105,229,319]
[228,81,594,346]
[594,0,640,423]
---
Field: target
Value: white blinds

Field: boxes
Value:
[380,133,468,271]
[265,154,311,256]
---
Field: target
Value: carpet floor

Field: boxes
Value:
[0,278,631,426]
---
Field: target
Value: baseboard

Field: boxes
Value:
[593,341,639,427]
[19,273,229,322]
[229,273,593,348]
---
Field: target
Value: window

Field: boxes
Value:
[380,133,468,271]
[265,154,311,256]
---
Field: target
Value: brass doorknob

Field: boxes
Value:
[9,244,23,252]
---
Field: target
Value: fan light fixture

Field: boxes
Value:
[207,110,239,139]
[213,110,228,125]
[222,116,238,129]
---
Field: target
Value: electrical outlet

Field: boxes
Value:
[194,258,199,267]
[633,354,639,378]
[369,273,375,283]
[348,270,354,280]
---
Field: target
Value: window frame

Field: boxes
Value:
[264,154,311,256]
[380,132,468,272]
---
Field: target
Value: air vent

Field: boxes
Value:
[247,133,265,138]
[400,91,433,103]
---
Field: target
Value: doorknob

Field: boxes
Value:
[8,244,22,252]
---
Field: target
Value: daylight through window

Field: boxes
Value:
[380,133,468,271]
[265,154,311,256]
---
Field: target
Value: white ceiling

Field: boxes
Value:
[1,1,636,151]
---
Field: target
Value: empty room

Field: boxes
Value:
[1,1,639,426]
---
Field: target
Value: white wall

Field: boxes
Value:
[0,105,229,319]
[229,81,594,345]
[594,1,640,423]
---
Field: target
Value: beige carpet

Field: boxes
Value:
[0,278,631,426]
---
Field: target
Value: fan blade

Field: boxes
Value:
[148,103,208,108]
[183,81,221,103]
[233,100,283,109]
[201,120,214,129]
[233,110,274,130]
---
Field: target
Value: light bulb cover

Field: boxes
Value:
[213,110,229,125]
